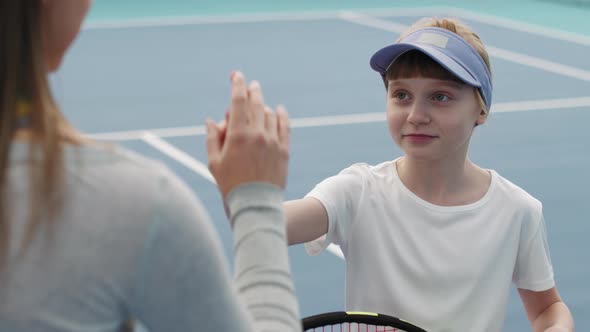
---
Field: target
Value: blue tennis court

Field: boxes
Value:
[55,2,590,330]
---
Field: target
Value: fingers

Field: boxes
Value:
[205,119,221,162]
[229,71,248,130]
[248,80,265,129]
[211,75,291,197]
[227,71,280,142]
[264,106,278,141]
[217,120,227,147]
[276,105,290,147]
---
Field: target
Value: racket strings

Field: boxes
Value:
[305,323,404,332]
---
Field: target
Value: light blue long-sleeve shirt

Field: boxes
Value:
[0,142,300,332]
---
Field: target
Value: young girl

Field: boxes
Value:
[0,1,300,331]
[285,17,574,332]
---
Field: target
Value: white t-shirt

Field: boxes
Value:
[305,160,554,332]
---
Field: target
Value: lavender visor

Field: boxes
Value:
[370,27,493,110]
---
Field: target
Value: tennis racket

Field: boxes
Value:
[302,311,427,332]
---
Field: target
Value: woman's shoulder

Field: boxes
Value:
[60,142,196,214]
[66,142,179,183]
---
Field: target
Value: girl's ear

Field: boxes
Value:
[475,109,487,127]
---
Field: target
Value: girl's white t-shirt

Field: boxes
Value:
[305,160,554,332]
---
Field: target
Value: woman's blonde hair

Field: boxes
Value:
[386,17,493,115]
[0,1,82,263]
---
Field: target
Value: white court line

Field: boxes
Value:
[343,7,590,47]
[487,46,590,82]
[439,8,590,47]
[89,113,385,141]
[87,96,590,141]
[493,96,590,113]
[84,12,342,30]
[140,131,215,183]
[83,6,590,47]
[82,7,447,30]
[338,12,590,83]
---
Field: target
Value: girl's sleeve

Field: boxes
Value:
[304,164,367,256]
[513,205,555,292]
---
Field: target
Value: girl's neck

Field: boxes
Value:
[396,156,490,206]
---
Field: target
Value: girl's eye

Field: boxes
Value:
[394,91,410,100]
[433,94,450,102]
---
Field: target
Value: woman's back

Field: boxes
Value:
[2,1,301,330]
[1,142,251,331]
